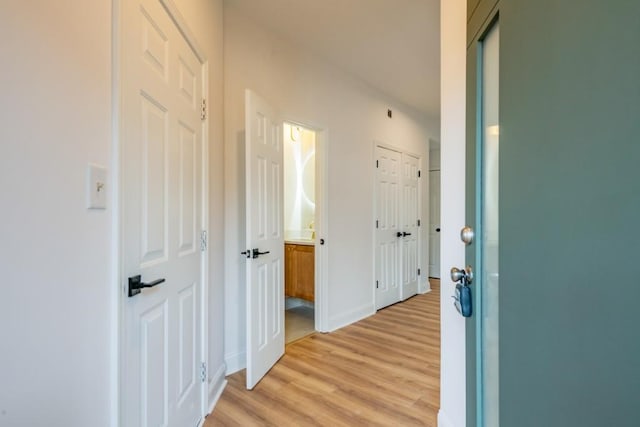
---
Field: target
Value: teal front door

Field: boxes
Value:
[465,1,640,426]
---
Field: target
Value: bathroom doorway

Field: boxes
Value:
[283,122,318,343]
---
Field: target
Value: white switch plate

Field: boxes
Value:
[87,163,107,209]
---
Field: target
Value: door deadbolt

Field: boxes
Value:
[460,226,475,245]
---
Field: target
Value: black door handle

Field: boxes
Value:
[252,248,271,259]
[436,228,441,232]
[320,238,325,245]
[403,232,412,237]
[128,275,165,297]
[397,232,403,238]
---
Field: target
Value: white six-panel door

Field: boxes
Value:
[375,147,402,309]
[375,146,422,310]
[245,90,285,390]
[121,0,204,425]
[401,154,420,299]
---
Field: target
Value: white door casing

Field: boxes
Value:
[120,0,206,425]
[429,170,441,278]
[245,89,285,389]
[401,153,420,299]
[375,146,402,310]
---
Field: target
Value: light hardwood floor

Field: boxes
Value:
[206,280,440,426]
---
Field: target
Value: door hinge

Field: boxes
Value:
[201,99,207,120]
[418,170,421,178]
[417,268,421,276]
[417,219,421,227]
[200,230,208,252]
[200,362,207,383]
[376,220,379,229]
[376,280,379,289]
[376,160,379,168]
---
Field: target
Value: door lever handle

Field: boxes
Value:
[397,232,403,238]
[402,232,412,237]
[128,275,165,297]
[252,248,271,259]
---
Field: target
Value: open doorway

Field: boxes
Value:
[283,122,317,343]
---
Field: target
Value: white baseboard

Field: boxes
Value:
[438,409,457,427]
[419,279,432,294]
[206,363,227,416]
[224,350,245,375]
[328,303,375,332]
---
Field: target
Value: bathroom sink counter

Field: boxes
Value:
[284,239,315,246]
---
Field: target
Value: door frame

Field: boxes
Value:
[428,169,441,279]
[281,116,329,333]
[372,141,425,309]
[111,0,210,423]
[438,1,470,426]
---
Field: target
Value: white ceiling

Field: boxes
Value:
[225,0,441,119]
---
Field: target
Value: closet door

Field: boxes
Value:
[375,146,423,309]
[375,146,402,309]
[400,153,420,299]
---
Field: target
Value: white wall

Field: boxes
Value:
[0,1,225,425]
[439,0,467,427]
[429,148,441,171]
[0,1,112,425]
[223,5,439,373]
[283,124,316,240]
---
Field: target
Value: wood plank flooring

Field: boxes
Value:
[206,280,440,426]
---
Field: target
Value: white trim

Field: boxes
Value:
[224,351,246,375]
[371,142,379,311]
[328,303,375,332]
[438,409,458,427]
[207,364,228,415]
[440,1,468,426]
[315,126,330,333]
[419,279,432,294]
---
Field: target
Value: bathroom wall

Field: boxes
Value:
[284,123,316,241]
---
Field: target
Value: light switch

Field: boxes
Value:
[87,163,107,209]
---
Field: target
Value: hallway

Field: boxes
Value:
[206,280,440,426]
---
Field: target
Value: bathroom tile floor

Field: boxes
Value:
[285,306,315,344]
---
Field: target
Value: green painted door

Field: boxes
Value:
[466,1,640,426]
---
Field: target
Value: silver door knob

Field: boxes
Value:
[450,267,465,282]
[450,265,474,284]
[460,226,475,245]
